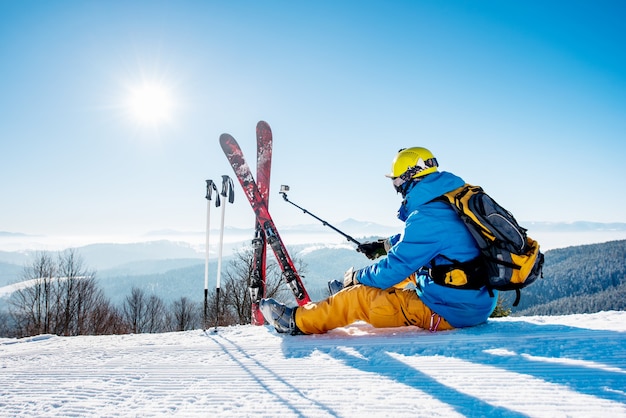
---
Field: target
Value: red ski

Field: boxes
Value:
[220,131,311,306]
[250,121,273,324]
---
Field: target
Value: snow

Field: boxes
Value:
[0,277,88,299]
[1,311,625,417]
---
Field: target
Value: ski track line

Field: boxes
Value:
[1,320,625,417]
[209,332,337,417]
[0,333,272,417]
[207,331,466,418]
[1,346,237,416]
[391,352,626,417]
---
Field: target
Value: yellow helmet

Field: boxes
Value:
[386,147,439,180]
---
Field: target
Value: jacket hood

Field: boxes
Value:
[404,171,465,208]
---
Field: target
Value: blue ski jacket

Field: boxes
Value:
[355,171,497,328]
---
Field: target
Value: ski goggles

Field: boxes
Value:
[391,176,408,193]
[390,157,438,193]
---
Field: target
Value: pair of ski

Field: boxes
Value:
[220,121,311,326]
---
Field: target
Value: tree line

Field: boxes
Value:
[7,238,621,338]
[513,239,626,314]
[517,282,626,316]
[1,248,294,338]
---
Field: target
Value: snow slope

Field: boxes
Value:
[1,311,625,417]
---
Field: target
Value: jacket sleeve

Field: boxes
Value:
[356,202,479,289]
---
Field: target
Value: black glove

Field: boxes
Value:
[357,239,388,260]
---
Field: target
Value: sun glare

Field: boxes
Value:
[126,81,175,127]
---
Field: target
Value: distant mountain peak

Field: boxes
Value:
[0,231,37,237]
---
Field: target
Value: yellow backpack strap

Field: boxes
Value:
[437,184,497,243]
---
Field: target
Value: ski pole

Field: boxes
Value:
[279,185,362,246]
[204,180,219,331]
[215,175,235,331]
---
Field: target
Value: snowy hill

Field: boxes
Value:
[1,311,625,417]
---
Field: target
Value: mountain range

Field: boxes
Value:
[1,220,625,314]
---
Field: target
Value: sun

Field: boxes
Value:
[126,80,176,128]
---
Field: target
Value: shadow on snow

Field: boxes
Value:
[276,320,626,416]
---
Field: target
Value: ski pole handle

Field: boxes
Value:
[206,179,220,207]
[221,175,235,204]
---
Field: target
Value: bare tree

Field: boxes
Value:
[8,249,122,337]
[73,276,106,335]
[0,310,15,337]
[53,249,95,336]
[6,244,308,337]
[144,294,167,333]
[122,287,148,333]
[221,249,256,324]
[219,246,298,326]
[122,287,168,333]
[201,287,237,329]
[89,298,127,335]
[169,297,199,331]
[9,252,56,336]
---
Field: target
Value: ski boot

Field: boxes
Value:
[259,298,303,335]
[327,279,344,296]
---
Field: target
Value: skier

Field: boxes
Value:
[260,147,498,335]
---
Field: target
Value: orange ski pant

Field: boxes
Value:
[294,284,454,334]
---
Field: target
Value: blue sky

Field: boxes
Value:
[1,1,624,241]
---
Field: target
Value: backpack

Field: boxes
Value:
[429,184,544,306]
